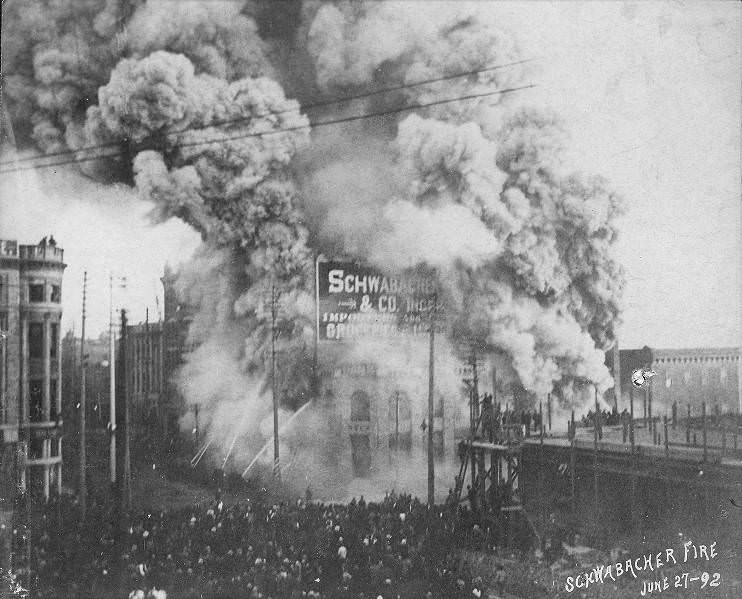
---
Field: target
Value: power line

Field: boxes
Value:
[0,84,537,175]
[0,57,535,168]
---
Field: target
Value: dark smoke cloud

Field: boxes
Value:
[1,1,625,472]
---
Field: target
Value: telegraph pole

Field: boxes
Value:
[121,310,131,512]
[593,386,600,539]
[271,282,280,480]
[394,392,400,449]
[427,294,437,506]
[109,275,116,484]
[79,271,87,521]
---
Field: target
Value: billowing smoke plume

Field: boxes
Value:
[2,1,624,481]
[305,1,523,120]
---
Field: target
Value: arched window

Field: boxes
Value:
[351,390,370,421]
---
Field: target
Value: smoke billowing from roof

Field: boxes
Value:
[1,1,624,465]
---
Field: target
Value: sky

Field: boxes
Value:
[493,1,741,350]
[0,0,739,351]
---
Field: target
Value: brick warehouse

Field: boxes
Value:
[606,344,741,415]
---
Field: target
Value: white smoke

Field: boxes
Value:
[368,200,501,272]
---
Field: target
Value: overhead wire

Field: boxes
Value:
[0,57,536,168]
[0,83,537,175]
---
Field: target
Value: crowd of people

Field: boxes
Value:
[18,486,549,599]
[580,408,623,429]
[478,394,544,443]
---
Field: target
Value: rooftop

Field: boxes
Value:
[0,239,64,262]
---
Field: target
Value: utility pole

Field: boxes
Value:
[394,391,400,449]
[470,356,478,492]
[121,310,131,512]
[109,275,116,484]
[271,282,280,480]
[106,275,126,485]
[593,386,600,539]
[471,350,479,421]
[427,293,437,507]
[79,271,87,521]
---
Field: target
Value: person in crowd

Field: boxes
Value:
[30,488,522,599]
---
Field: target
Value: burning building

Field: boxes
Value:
[1,2,626,491]
[313,259,456,481]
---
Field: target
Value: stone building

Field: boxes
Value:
[315,344,456,483]
[0,238,65,501]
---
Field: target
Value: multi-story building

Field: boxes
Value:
[160,265,195,434]
[113,266,192,439]
[62,332,111,428]
[0,238,65,501]
[123,321,164,427]
[608,345,741,416]
[314,260,457,485]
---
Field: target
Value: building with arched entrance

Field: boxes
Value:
[316,356,456,482]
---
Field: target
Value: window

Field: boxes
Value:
[30,380,43,422]
[29,323,43,359]
[50,379,58,420]
[29,284,44,303]
[29,436,44,460]
[50,440,59,457]
[50,323,58,358]
[51,285,61,303]
[351,390,370,421]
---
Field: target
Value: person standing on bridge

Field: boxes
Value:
[621,408,630,443]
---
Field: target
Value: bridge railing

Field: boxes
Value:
[571,413,742,461]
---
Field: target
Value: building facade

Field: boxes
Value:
[611,345,741,416]
[0,239,65,501]
[123,321,164,427]
[160,265,195,433]
[113,266,192,439]
[316,357,456,482]
[61,332,111,430]
[314,257,457,484]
